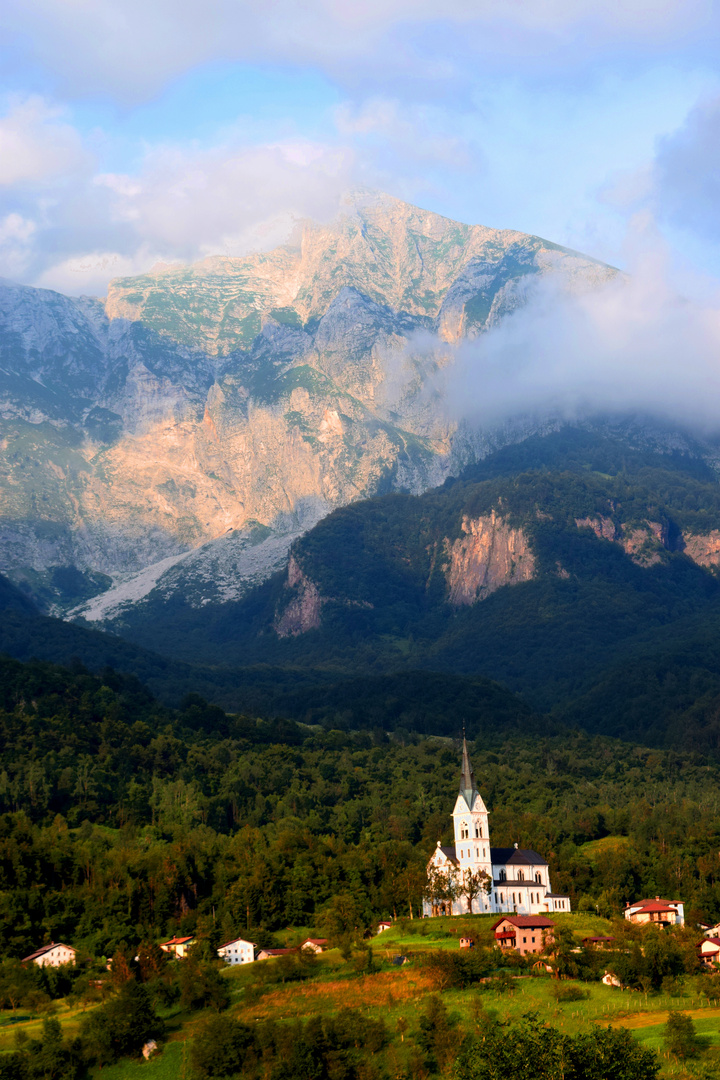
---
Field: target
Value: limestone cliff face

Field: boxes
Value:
[573,515,720,571]
[274,555,323,637]
[575,517,668,566]
[682,532,720,569]
[0,191,618,617]
[445,512,535,605]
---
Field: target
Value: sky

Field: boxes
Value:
[2,0,720,297]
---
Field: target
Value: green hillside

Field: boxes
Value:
[99,429,720,751]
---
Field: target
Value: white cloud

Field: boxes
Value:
[335,98,471,168]
[442,222,720,434]
[1,0,713,102]
[653,95,720,242]
[95,139,354,258]
[0,97,88,186]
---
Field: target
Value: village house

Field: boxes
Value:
[300,938,328,953]
[493,915,555,956]
[22,943,76,967]
[624,898,685,927]
[377,921,393,934]
[703,922,720,939]
[217,938,256,965]
[423,738,572,917]
[699,937,720,967]
[459,937,474,949]
[256,948,294,960]
[158,935,195,958]
[581,936,615,950]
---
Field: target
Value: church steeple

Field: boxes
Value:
[459,734,477,808]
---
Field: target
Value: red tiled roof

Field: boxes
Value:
[259,948,293,956]
[302,938,328,946]
[629,898,682,909]
[492,916,554,930]
[629,902,676,914]
[159,935,194,946]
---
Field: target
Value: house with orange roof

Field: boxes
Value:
[158,935,195,958]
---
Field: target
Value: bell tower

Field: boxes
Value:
[452,736,494,911]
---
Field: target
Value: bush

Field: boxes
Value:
[663,1012,705,1060]
[80,979,163,1065]
[554,984,589,1002]
[191,1014,255,1079]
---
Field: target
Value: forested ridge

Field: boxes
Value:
[2,653,720,963]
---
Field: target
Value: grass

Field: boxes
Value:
[579,835,632,861]
[87,1040,187,1079]
[4,915,719,1079]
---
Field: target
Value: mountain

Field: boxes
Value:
[0,192,615,617]
[98,428,720,750]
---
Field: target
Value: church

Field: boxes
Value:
[423,738,572,917]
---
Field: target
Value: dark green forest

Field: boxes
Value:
[1,653,720,961]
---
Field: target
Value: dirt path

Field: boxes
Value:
[611,1006,720,1030]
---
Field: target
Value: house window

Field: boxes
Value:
[532,937,535,943]
[523,937,527,943]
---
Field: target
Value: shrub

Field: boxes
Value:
[554,984,589,1002]
[663,1012,705,1059]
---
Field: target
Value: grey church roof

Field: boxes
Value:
[439,846,459,865]
[459,736,477,807]
[491,847,548,866]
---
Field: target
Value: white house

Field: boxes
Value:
[423,738,571,918]
[377,921,393,934]
[217,938,256,965]
[22,943,76,967]
[159,935,195,958]
[624,898,685,926]
[300,938,328,953]
[699,937,720,967]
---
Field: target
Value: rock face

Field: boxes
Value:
[0,191,617,617]
[274,555,324,637]
[682,532,720,569]
[445,513,535,605]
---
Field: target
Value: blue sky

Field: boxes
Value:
[1,0,720,294]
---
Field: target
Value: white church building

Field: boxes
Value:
[423,738,571,917]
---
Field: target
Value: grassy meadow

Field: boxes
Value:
[2,913,718,1079]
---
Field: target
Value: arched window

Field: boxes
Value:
[460,822,469,840]
[517,870,524,881]
[499,869,506,882]
[535,872,542,883]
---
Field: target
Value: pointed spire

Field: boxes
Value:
[459,731,477,807]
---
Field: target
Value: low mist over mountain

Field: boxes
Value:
[0,191,615,617]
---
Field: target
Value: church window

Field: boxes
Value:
[461,823,469,839]
[517,870,524,881]
[475,848,479,858]
[483,848,486,858]
[535,872,542,883]
[499,869,506,882]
